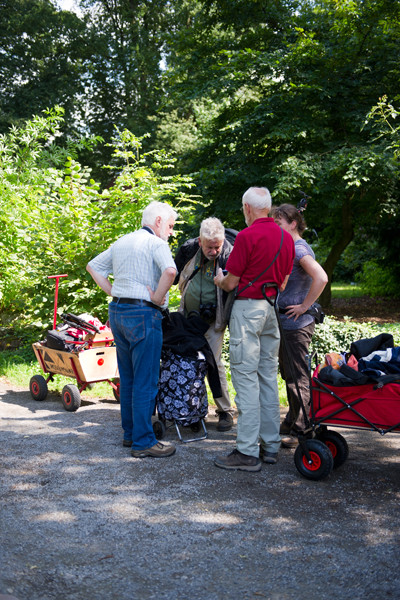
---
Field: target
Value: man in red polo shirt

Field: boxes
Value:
[214,187,295,471]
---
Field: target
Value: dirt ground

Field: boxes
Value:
[1,377,399,600]
[326,296,400,324]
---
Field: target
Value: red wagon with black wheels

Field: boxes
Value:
[294,369,400,480]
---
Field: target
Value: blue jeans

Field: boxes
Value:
[108,301,163,450]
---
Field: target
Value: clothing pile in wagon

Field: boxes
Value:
[318,333,400,387]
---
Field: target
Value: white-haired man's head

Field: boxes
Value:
[242,187,271,210]
[242,187,271,226]
[142,201,178,241]
[199,217,225,261]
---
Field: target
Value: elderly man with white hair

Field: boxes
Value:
[214,187,295,471]
[174,217,236,432]
[87,201,178,459]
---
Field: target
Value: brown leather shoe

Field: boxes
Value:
[214,449,261,472]
[281,436,299,448]
[131,442,176,458]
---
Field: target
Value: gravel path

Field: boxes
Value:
[1,378,399,600]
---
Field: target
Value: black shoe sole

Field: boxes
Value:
[217,424,233,432]
[131,447,176,458]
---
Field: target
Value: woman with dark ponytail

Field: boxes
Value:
[271,202,328,447]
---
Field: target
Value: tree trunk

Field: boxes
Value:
[320,199,354,307]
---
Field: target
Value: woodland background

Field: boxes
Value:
[1,0,400,335]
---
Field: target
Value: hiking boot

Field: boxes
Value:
[260,448,279,464]
[131,442,176,458]
[217,412,234,432]
[281,435,298,448]
[214,449,261,472]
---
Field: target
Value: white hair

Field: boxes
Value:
[199,217,225,241]
[242,187,272,211]
[141,201,178,226]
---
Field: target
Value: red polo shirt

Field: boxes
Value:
[226,218,295,298]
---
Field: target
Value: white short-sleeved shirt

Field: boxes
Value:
[88,228,176,308]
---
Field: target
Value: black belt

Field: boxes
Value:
[236,296,276,300]
[112,297,163,313]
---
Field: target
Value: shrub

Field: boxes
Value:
[311,316,400,360]
[356,260,400,299]
[0,112,200,329]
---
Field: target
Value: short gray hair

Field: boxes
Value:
[141,201,178,226]
[199,217,225,241]
[242,187,271,211]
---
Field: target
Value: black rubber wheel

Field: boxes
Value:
[153,420,166,440]
[294,439,334,481]
[112,378,120,402]
[29,375,48,401]
[316,429,349,469]
[61,384,81,412]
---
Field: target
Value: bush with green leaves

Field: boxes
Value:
[311,316,400,361]
[0,110,201,333]
[356,260,400,299]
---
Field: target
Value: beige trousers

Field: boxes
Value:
[204,323,234,416]
[229,298,281,457]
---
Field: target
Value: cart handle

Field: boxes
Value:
[48,274,68,330]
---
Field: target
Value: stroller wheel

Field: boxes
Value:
[294,439,334,481]
[61,384,81,412]
[30,375,48,401]
[153,420,166,440]
[316,430,349,469]
[190,421,201,433]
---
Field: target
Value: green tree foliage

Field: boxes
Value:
[73,0,175,178]
[158,0,400,302]
[1,0,174,181]
[2,0,400,303]
[354,97,400,298]
[0,110,197,331]
[0,0,90,135]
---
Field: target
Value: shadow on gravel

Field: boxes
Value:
[1,382,399,600]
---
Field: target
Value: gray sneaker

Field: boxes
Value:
[131,442,176,458]
[214,449,261,472]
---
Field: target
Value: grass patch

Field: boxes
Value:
[331,282,363,298]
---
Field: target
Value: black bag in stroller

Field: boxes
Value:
[154,311,222,441]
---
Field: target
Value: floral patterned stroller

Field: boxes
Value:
[153,311,221,443]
